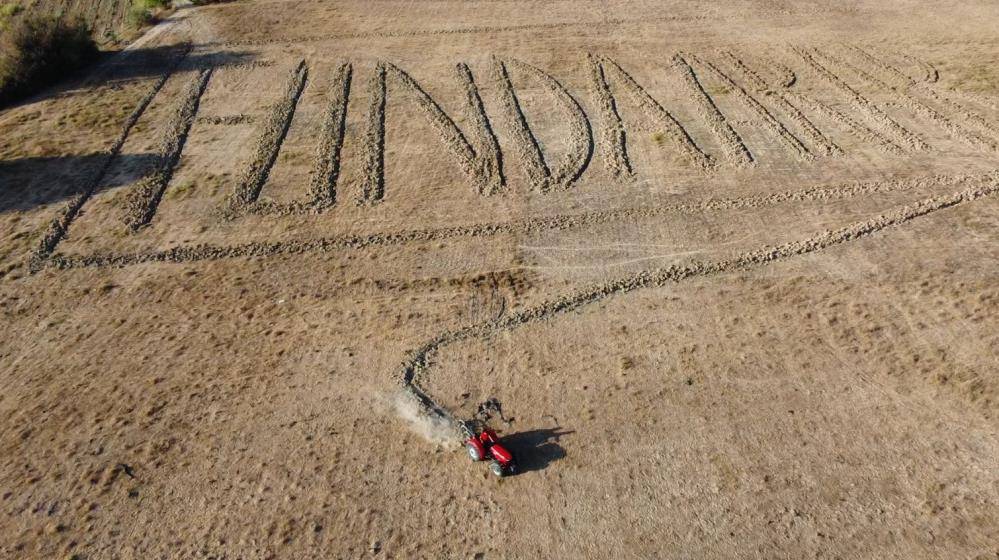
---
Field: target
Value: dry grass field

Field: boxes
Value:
[1,1,998,558]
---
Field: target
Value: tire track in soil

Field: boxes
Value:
[587,54,633,179]
[772,60,797,88]
[890,50,938,84]
[673,53,754,167]
[783,91,904,155]
[688,54,813,161]
[359,63,387,205]
[844,46,917,87]
[846,46,999,148]
[46,171,989,270]
[944,89,999,113]
[793,47,928,152]
[814,48,996,152]
[396,178,999,428]
[594,55,713,171]
[458,63,506,196]
[123,69,214,231]
[223,59,309,215]
[384,62,502,197]
[305,62,352,210]
[197,114,255,126]
[504,58,593,191]
[220,60,277,71]
[28,44,192,272]
[719,51,842,157]
[491,58,551,192]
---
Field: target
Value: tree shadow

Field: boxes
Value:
[100,43,258,86]
[0,41,256,213]
[502,427,573,474]
[2,42,257,112]
[0,152,158,214]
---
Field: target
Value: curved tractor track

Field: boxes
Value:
[44,172,983,269]
[395,178,999,430]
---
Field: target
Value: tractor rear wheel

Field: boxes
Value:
[466,442,482,462]
[489,460,505,477]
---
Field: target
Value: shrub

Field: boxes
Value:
[126,4,153,27]
[0,3,23,24]
[127,0,170,28]
[0,14,99,107]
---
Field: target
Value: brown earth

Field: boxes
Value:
[1,1,998,558]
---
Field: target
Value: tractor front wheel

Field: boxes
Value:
[466,442,483,462]
[489,460,505,477]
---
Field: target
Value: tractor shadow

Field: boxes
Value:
[503,427,573,474]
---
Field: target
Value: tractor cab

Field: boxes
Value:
[460,398,517,477]
[462,422,517,477]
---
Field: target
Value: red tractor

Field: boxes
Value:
[461,421,517,477]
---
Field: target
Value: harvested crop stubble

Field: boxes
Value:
[123,68,213,230]
[29,44,191,271]
[224,59,308,214]
[398,178,999,424]
[672,53,754,167]
[794,46,928,152]
[594,54,713,170]
[719,51,842,156]
[46,171,989,270]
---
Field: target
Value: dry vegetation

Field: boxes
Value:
[0,0,175,107]
[1,1,999,558]
[3,0,147,43]
[0,14,97,106]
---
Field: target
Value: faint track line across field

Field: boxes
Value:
[208,6,872,48]
[212,15,713,47]
[396,178,999,427]
[42,172,990,270]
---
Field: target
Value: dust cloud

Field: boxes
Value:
[390,390,461,449]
